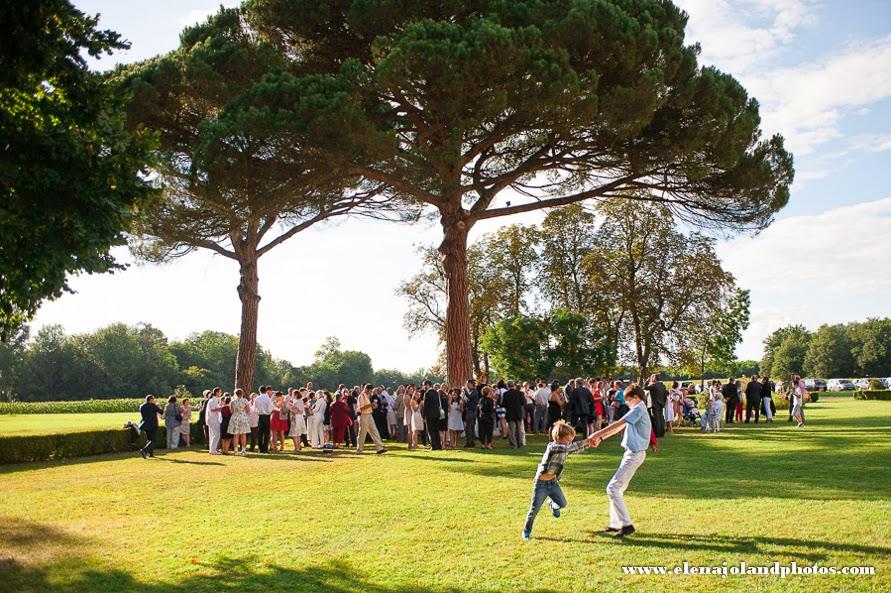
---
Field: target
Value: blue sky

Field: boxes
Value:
[31,0,891,372]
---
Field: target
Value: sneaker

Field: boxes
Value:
[376,448,387,455]
[521,530,531,541]
[615,525,636,538]
[139,449,147,459]
[552,506,561,518]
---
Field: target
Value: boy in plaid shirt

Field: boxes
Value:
[522,420,597,540]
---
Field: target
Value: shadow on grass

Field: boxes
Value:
[572,531,891,562]
[0,519,560,593]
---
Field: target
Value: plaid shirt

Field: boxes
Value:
[533,439,590,482]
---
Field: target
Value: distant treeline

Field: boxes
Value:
[0,325,440,402]
[761,318,891,379]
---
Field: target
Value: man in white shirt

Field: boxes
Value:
[207,387,223,454]
[253,385,274,453]
[533,381,551,434]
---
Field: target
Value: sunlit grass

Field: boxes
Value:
[0,398,888,593]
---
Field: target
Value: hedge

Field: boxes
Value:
[0,399,145,415]
[853,390,891,401]
[0,423,205,465]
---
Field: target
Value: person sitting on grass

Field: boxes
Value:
[522,420,598,541]
[590,384,652,539]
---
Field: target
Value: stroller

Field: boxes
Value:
[681,397,701,427]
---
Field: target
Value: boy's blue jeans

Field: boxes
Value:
[523,478,567,533]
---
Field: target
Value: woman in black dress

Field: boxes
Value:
[478,386,496,449]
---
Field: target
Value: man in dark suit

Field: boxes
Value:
[138,394,163,459]
[422,380,443,450]
[502,380,526,448]
[722,378,739,424]
[572,378,593,434]
[645,374,668,437]
[463,379,480,448]
[745,375,762,423]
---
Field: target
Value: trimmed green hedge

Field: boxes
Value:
[0,423,205,465]
[853,390,891,401]
[0,399,144,415]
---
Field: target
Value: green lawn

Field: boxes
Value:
[0,413,147,436]
[0,398,888,593]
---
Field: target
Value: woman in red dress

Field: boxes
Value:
[269,392,289,452]
[590,379,605,432]
[329,391,352,447]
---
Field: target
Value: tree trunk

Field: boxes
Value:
[439,214,473,387]
[235,254,260,393]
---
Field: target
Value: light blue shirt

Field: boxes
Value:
[621,402,651,452]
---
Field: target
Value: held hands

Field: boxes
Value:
[587,434,602,447]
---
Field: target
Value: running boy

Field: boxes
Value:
[590,384,651,538]
[522,420,596,540]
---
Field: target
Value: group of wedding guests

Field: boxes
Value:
[135,372,809,458]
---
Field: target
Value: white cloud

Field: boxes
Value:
[676,0,817,74]
[746,35,891,155]
[849,133,891,153]
[794,169,828,183]
[718,197,891,359]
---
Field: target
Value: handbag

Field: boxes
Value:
[438,394,445,420]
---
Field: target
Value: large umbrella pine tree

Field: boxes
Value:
[242,0,793,385]
[121,9,391,392]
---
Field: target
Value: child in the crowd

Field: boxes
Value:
[522,420,597,540]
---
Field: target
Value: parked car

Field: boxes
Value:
[853,378,873,390]
[827,378,855,391]
[804,378,827,392]
[882,378,891,389]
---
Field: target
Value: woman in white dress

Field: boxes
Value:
[402,385,415,440]
[446,389,464,449]
[409,392,424,450]
[665,381,678,431]
[287,390,307,452]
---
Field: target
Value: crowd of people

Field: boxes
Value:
[135,373,809,459]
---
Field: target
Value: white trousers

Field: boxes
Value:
[762,397,773,420]
[307,416,324,448]
[208,421,221,453]
[357,414,384,452]
[607,449,646,529]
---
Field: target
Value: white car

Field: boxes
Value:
[827,378,855,391]
[853,378,873,390]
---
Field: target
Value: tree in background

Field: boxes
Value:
[678,289,750,387]
[246,0,794,385]
[761,325,811,377]
[850,318,891,377]
[761,325,812,378]
[543,309,611,381]
[0,1,155,336]
[538,205,597,316]
[804,324,855,379]
[0,325,29,400]
[585,198,734,379]
[481,309,611,381]
[481,225,539,318]
[78,323,179,398]
[121,8,392,394]
[305,337,373,390]
[481,316,546,380]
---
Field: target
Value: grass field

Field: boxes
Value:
[0,413,147,436]
[0,397,888,593]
